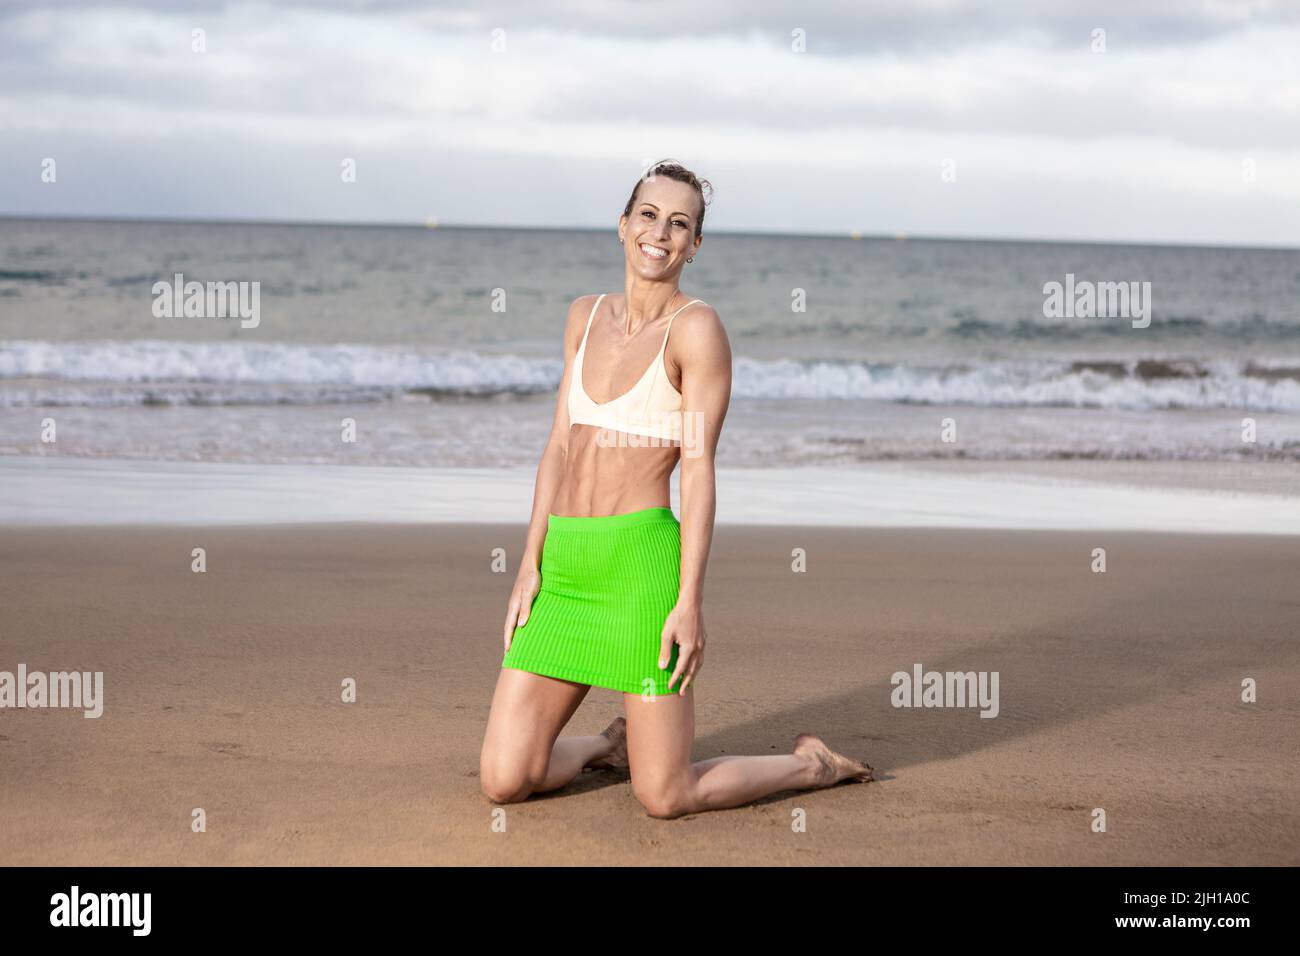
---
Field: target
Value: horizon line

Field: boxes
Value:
[2,212,1297,254]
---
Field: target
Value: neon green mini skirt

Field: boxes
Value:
[502,506,684,696]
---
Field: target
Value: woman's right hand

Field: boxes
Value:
[503,563,542,654]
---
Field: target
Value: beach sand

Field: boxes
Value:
[1,521,1297,865]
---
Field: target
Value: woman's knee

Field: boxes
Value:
[479,764,538,804]
[479,748,543,804]
[632,776,691,819]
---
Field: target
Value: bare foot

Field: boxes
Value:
[585,716,628,771]
[794,733,874,787]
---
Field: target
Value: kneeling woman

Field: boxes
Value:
[480,160,872,819]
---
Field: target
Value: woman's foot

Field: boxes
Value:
[794,733,874,787]
[584,716,629,771]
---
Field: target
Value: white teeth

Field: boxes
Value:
[640,244,667,258]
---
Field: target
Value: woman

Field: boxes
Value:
[479,160,873,819]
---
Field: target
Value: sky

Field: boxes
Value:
[2,0,1299,247]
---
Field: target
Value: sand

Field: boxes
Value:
[1,521,1297,865]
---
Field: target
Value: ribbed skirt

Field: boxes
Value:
[501,506,684,696]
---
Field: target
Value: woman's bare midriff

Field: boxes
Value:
[550,424,681,517]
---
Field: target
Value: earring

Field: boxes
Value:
[619,238,624,244]
[687,257,694,263]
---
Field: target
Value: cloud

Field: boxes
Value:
[6,0,1298,51]
[0,0,1297,245]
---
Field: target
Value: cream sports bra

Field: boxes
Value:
[567,293,703,442]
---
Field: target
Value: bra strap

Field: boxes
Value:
[638,298,702,419]
[579,293,605,347]
[659,298,702,353]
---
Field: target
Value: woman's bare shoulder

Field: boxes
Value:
[561,294,604,349]
[566,293,606,321]
[677,300,727,340]
[669,301,730,375]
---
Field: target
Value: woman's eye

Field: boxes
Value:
[640,209,685,227]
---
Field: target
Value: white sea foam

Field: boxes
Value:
[3,339,1299,411]
[0,340,561,400]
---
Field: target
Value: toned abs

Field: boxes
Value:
[551,425,680,517]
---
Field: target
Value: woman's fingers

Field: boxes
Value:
[678,644,703,695]
[663,625,690,692]
[672,616,706,693]
[657,626,675,673]
[517,574,540,628]
[503,573,541,653]
[676,619,706,694]
[503,596,520,652]
[668,638,697,694]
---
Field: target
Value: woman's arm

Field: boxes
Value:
[661,304,733,692]
[502,295,591,651]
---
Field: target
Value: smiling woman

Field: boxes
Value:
[549,160,717,522]
[480,159,874,820]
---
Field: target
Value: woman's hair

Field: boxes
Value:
[622,159,713,240]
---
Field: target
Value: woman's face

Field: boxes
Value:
[619,176,702,279]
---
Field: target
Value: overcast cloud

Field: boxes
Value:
[2,0,1298,246]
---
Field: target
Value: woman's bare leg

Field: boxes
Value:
[480,668,623,802]
[623,688,872,819]
[545,715,627,786]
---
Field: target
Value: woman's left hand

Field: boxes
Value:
[659,601,706,696]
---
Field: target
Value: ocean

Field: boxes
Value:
[2,217,1299,468]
